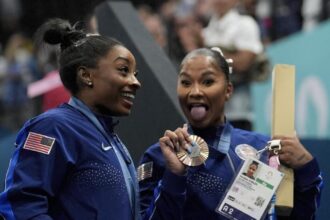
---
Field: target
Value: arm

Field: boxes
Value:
[0,120,70,220]
[139,126,190,220]
[139,148,187,220]
[275,134,323,219]
[291,158,323,219]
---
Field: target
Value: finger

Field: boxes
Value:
[173,128,192,153]
[278,153,291,167]
[181,124,192,144]
[159,136,173,150]
[175,128,187,147]
[164,130,180,151]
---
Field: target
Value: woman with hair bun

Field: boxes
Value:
[0,18,141,220]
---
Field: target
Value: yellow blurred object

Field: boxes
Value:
[271,64,295,216]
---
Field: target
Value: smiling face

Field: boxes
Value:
[83,45,141,116]
[177,55,232,128]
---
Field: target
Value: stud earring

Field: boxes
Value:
[87,81,93,86]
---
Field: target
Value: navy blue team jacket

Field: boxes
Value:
[139,123,323,220]
[0,101,139,220]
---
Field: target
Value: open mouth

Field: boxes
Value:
[121,92,135,101]
[188,103,208,121]
[120,92,136,109]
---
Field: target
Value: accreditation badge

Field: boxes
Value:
[216,158,284,220]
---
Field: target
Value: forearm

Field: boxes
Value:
[290,158,323,219]
[141,170,187,220]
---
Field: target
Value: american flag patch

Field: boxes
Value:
[23,132,55,155]
[137,162,153,182]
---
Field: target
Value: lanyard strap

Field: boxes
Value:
[68,97,139,219]
[215,121,232,154]
[188,122,232,154]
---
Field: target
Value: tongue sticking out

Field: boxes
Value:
[190,106,207,121]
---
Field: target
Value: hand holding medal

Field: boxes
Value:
[159,125,210,176]
[176,135,209,166]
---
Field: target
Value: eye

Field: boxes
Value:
[180,79,191,87]
[203,78,214,86]
[118,66,129,75]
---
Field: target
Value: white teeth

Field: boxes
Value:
[122,92,135,99]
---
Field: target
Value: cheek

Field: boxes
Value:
[177,87,186,101]
[213,87,227,101]
[96,80,118,100]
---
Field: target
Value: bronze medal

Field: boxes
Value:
[176,135,209,166]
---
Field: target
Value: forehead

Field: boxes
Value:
[103,45,135,63]
[180,55,221,73]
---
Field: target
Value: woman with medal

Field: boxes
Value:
[0,18,141,220]
[138,47,322,219]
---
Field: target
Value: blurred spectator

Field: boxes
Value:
[239,0,258,18]
[0,0,21,45]
[256,0,303,42]
[174,6,204,53]
[40,70,70,111]
[0,33,38,130]
[202,0,264,130]
[169,7,204,66]
[302,0,322,31]
[33,44,70,112]
[137,5,168,50]
[320,0,330,21]
[193,0,213,26]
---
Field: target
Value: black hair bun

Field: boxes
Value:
[41,18,72,45]
[35,18,86,50]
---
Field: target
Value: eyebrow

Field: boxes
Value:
[114,56,130,63]
[179,71,216,77]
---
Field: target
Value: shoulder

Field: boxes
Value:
[26,104,83,128]
[16,104,85,143]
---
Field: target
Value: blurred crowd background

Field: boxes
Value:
[0,0,329,134]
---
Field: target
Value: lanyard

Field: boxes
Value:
[68,97,139,219]
[188,121,236,174]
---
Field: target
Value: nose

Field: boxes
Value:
[129,74,141,89]
[189,84,203,97]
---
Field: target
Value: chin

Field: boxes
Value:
[112,111,130,117]
[119,108,131,116]
[188,119,210,129]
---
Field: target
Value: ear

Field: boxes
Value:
[77,66,93,87]
[225,81,233,101]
